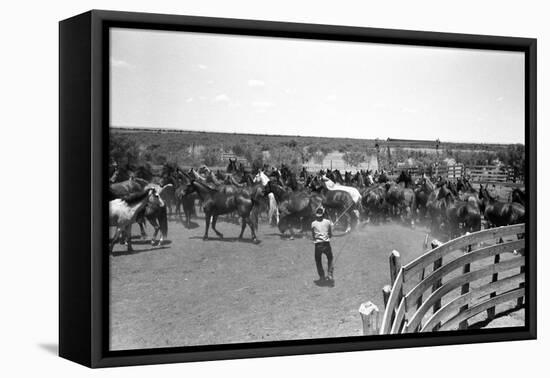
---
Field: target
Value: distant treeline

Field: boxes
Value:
[110,127,525,175]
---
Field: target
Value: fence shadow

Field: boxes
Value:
[467,306,524,330]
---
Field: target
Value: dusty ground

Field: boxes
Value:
[109,213,524,351]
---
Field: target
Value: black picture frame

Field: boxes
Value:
[59,9,537,368]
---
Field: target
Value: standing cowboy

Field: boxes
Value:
[311,206,334,287]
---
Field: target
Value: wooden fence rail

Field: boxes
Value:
[364,224,526,335]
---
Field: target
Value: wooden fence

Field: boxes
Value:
[220,152,250,166]
[446,164,464,179]
[359,224,525,335]
[466,165,521,185]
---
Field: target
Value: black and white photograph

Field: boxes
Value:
[107,26,528,351]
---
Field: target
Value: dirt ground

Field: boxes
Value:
[109,212,524,351]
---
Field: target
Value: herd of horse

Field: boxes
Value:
[108,160,526,253]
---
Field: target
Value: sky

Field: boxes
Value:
[110,27,525,144]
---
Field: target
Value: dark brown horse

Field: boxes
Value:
[176,184,197,228]
[385,181,416,226]
[511,188,526,207]
[396,170,413,189]
[414,176,435,218]
[109,177,149,199]
[456,177,480,208]
[361,184,387,223]
[226,158,238,174]
[263,180,323,239]
[173,170,197,228]
[479,185,525,227]
[309,176,357,232]
[437,184,481,239]
[185,180,259,242]
[426,186,446,233]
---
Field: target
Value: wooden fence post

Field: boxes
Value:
[386,250,402,332]
[517,265,525,308]
[382,285,392,308]
[416,234,429,316]
[487,238,503,320]
[389,250,402,285]
[416,268,425,312]
[359,301,380,336]
[382,284,394,325]
[431,240,443,331]
[459,233,472,330]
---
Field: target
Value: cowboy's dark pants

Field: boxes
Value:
[314,242,333,279]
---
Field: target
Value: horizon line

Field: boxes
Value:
[110,125,524,146]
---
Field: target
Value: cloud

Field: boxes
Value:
[111,58,132,68]
[185,97,194,103]
[248,79,265,87]
[326,94,337,101]
[213,94,230,103]
[197,64,208,70]
[496,96,504,102]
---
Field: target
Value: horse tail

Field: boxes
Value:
[158,205,168,238]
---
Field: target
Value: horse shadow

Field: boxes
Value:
[111,244,170,256]
[314,278,335,287]
[178,220,200,229]
[130,239,172,246]
[188,236,261,245]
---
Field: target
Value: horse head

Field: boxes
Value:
[447,181,459,196]
[332,169,344,184]
[396,170,412,187]
[183,180,198,197]
[436,183,453,201]
[226,158,237,173]
[308,176,322,192]
[344,171,352,183]
[143,185,165,208]
[198,165,211,175]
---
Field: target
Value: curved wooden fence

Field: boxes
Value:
[360,224,526,335]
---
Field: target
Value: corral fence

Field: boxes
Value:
[465,165,522,185]
[387,163,522,184]
[358,224,525,335]
[446,164,464,179]
[220,152,250,166]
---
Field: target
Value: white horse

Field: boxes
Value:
[321,175,362,203]
[109,188,164,253]
[321,175,362,222]
[365,173,375,186]
[254,170,279,226]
